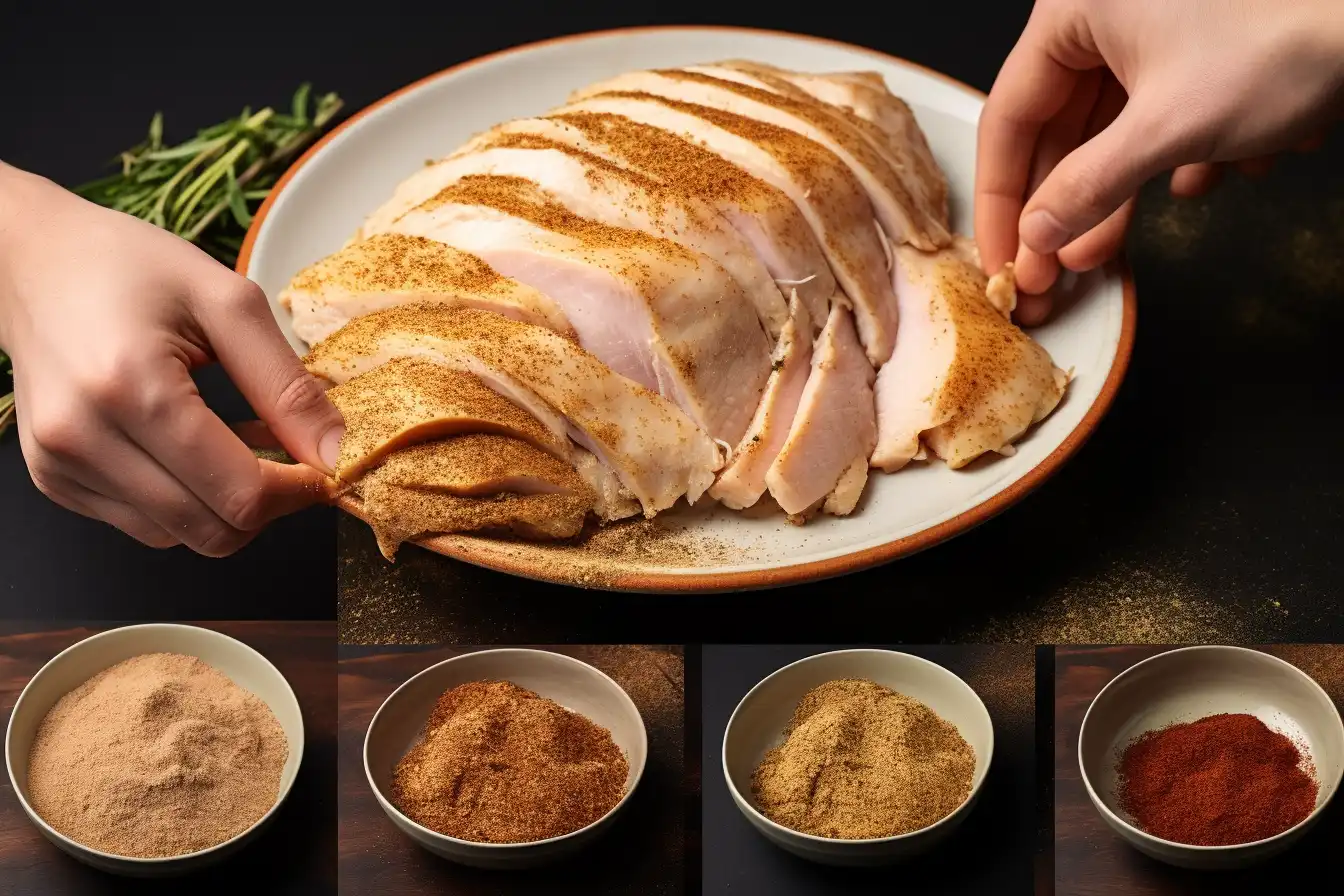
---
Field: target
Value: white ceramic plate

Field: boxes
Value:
[240,26,1135,592]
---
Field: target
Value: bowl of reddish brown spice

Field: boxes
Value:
[363,647,647,868]
[1079,645,1344,869]
[722,649,993,866]
[4,624,303,877]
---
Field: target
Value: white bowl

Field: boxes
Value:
[4,623,304,877]
[722,648,993,865]
[1078,645,1344,869]
[363,647,648,869]
[239,25,1135,592]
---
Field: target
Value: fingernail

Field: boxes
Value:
[1021,209,1071,255]
[318,425,344,475]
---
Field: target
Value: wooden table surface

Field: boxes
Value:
[1054,644,1344,895]
[338,644,686,895]
[0,621,337,895]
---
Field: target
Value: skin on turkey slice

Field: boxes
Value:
[870,238,1070,472]
[555,90,899,366]
[569,68,944,252]
[304,304,722,516]
[390,174,773,445]
[278,233,574,346]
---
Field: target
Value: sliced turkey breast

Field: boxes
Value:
[356,473,592,560]
[705,61,950,229]
[389,174,772,444]
[278,233,573,345]
[765,304,877,517]
[569,68,944,252]
[304,305,722,515]
[396,134,789,337]
[871,239,1070,471]
[326,357,571,481]
[708,293,813,510]
[368,433,591,497]
[556,90,899,365]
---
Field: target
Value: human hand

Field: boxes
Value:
[975,0,1344,323]
[0,163,343,555]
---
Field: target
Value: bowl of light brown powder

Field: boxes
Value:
[363,647,647,869]
[4,624,303,876]
[722,649,993,866]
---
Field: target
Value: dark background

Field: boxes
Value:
[1054,644,1344,895]
[701,645,1037,894]
[0,621,337,895]
[336,644,686,894]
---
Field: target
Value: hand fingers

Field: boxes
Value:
[1012,71,1104,296]
[191,277,344,474]
[1017,73,1128,298]
[1019,96,1191,256]
[232,419,284,450]
[1170,162,1223,197]
[1235,155,1276,177]
[1014,293,1055,327]
[975,15,1086,277]
[113,353,328,534]
[29,466,179,549]
[1058,196,1137,272]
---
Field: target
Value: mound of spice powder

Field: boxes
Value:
[390,680,628,843]
[26,653,288,858]
[1116,713,1319,845]
[751,678,976,839]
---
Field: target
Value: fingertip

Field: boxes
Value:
[317,424,345,476]
[1013,245,1060,296]
[1170,162,1222,198]
[1014,293,1053,327]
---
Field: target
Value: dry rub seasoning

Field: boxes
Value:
[751,678,975,839]
[390,680,628,843]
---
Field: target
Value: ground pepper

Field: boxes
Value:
[1116,713,1319,846]
[751,678,975,839]
[390,680,628,843]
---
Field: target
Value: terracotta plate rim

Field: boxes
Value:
[239,25,1138,594]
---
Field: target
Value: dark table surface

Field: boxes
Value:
[1053,644,1344,896]
[701,644,1038,895]
[0,620,338,895]
[4,2,1344,643]
[337,644,687,894]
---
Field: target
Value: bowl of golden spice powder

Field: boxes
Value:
[4,624,302,877]
[1079,645,1344,870]
[722,649,993,865]
[363,647,647,868]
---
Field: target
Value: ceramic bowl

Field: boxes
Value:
[1078,645,1344,869]
[363,647,648,869]
[722,648,993,865]
[4,623,304,877]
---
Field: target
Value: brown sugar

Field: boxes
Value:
[390,680,628,843]
[751,678,975,839]
[26,653,288,859]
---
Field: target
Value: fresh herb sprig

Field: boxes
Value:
[0,84,343,440]
[73,84,343,265]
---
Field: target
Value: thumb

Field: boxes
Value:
[197,278,345,474]
[1019,99,1191,256]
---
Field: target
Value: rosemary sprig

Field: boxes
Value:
[0,84,343,440]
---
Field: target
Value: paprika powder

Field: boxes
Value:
[1116,713,1318,846]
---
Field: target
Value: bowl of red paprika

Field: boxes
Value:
[1078,645,1344,869]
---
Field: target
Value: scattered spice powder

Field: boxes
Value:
[751,679,975,839]
[26,653,288,859]
[1116,713,1319,846]
[390,680,628,843]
